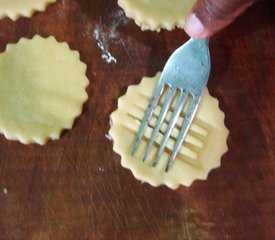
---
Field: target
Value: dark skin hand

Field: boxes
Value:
[184,0,260,38]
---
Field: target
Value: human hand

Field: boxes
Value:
[184,0,258,38]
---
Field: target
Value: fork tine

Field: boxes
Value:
[131,83,164,156]
[152,90,188,167]
[142,87,176,162]
[165,97,200,172]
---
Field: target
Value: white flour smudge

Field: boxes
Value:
[93,9,131,64]
[98,166,105,172]
[109,9,130,39]
[93,27,117,64]
[105,133,112,141]
[3,188,8,194]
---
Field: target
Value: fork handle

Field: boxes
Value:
[191,37,209,46]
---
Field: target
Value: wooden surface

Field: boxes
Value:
[0,0,274,239]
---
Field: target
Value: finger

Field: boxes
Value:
[184,0,256,38]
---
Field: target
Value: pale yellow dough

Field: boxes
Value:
[0,35,89,145]
[118,0,196,31]
[0,0,57,20]
[109,73,229,189]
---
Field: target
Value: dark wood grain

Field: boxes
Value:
[0,0,274,239]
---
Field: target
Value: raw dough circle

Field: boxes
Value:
[0,35,89,145]
[0,0,57,20]
[118,0,196,31]
[109,73,229,189]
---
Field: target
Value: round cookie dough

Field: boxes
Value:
[109,73,229,189]
[0,0,57,20]
[0,35,89,145]
[118,0,196,31]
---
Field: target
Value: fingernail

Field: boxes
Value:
[184,14,206,39]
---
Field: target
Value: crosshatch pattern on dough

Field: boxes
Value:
[109,73,229,189]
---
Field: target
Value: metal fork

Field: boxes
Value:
[131,38,211,172]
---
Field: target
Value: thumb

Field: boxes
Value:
[184,0,256,38]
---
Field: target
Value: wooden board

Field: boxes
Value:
[0,0,274,239]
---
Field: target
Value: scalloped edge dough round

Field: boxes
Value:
[109,73,229,189]
[0,35,89,145]
[0,0,57,20]
[118,0,196,31]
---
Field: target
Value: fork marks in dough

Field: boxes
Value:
[122,87,212,170]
